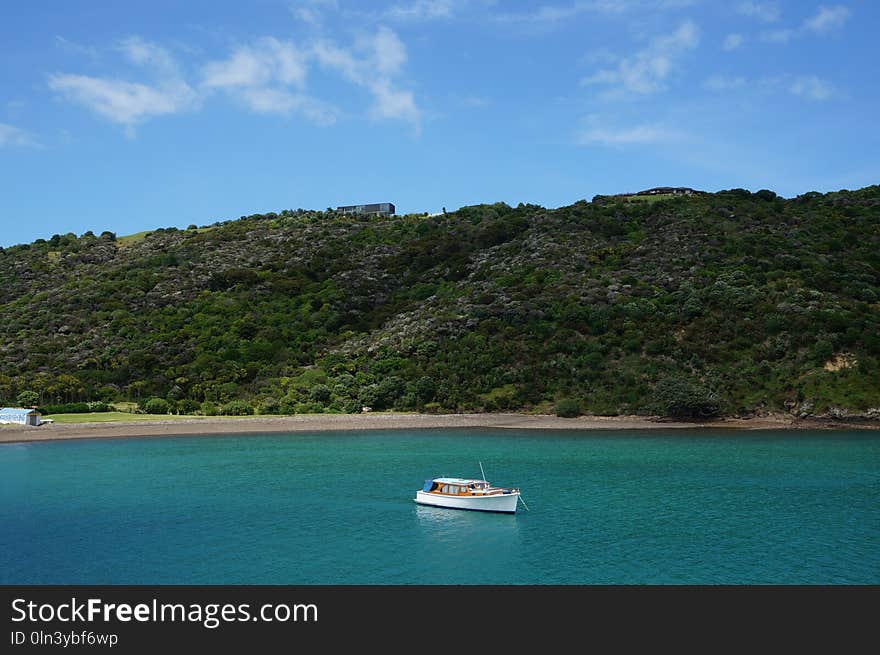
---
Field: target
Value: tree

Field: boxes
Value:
[221,400,254,416]
[555,398,582,418]
[415,376,437,404]
[0,374,15,403]
[166,385,185,401]
[309,384,332,403]
[651,377,721,419]
[144,397,171,415]
[17,390,39,407]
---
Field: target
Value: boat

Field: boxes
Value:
[414,476,522,514]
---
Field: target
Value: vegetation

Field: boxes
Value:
[1,187,878,420]
[555,399,582,418]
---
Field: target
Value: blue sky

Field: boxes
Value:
[1,0,878,246]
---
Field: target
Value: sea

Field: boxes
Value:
[1,428,878,585]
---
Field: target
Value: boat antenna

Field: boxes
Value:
[479,461,487,483]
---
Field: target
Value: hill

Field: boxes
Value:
[1,186,878,420]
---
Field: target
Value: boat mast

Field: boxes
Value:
[479,461,487,483]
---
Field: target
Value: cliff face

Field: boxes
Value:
[1,186,878,418]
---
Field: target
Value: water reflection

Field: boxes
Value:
[411,505,525,582]
[414,504,521,543]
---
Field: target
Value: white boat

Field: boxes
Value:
[414,476,522,514]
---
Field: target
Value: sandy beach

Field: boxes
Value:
[1,411,873,445]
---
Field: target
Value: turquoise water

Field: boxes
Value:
[1,429,878,584]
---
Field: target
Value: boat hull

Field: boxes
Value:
[414,490,519,514]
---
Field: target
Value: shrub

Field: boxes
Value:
[17,390,39,407]
[555,398,582,418]
[200,401,219,416]
[651,377,721,419]
[309,384,331,403]
[144,397,171,415]
[178,399,200,415]
[422,402,442,414]
[221,400,254,416]
[38,402,98,415]
[259,398,281,415]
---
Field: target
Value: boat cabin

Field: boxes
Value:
[422,477,504,496]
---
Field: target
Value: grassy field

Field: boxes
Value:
[116,230,152,248]
[117,225,216,248]
[621,193,678,203]
[48,412,207,424]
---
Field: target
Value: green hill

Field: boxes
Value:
[1,186,878,420]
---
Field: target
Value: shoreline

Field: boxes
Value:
[1,411,876,445]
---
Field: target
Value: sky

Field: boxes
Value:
[1,0,878,246]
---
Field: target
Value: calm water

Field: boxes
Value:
[1,428,878,584]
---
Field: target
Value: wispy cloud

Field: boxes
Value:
[790,75,834,100]
[290,0,338,25]
[198,37,336,122]
[0,123,37,148]
[723,33,745,50]
[48,27,422,134]
[48,39,198,136]
[803,5,851,33]
[54,36,98,59]
[384,0,457,21]
[47,75,197,137]
[582,21,700,96]
[577,116,682,146]
[118,36,181,76]
[703,74,746,91]
[762,4,851,43]
[761,28,795,43]
[701,73,835,101]
[736,1,780,22]
[496,0,634,24]
[311,27,421,127]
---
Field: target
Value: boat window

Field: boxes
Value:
[441,485,449,494]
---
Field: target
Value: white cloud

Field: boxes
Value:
[736,1,780,22]
[240,87,338,124]
[762,4,851,43]
[48,38,198,135]
[385,0,456,21]
[578,120,677,146]
[803,5,851,33]
[311,26,421,126]
[582,21,700,95]
[761,28,795,43]
[49,29,420,133]
[368,81,420,123]
[723,33,744,50]
[704,74,746,91]
[202,38,307,89]
[201,38,338,123]
[47,74,197,135]
[0,123,36,148]
[496,0,634,24]
[290,0,338,25]
[790,75,833,100]
[118,36,180,76]
[54,36,98,59]
[203,49,273,89]
[371,27,408,75]
[459,95,489,107]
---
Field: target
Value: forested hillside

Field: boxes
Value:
[1,185,878,419]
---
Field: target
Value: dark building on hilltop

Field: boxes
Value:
[636,187,703,196]
[336,202,395,217]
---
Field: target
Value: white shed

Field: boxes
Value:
[0,407,42,426]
